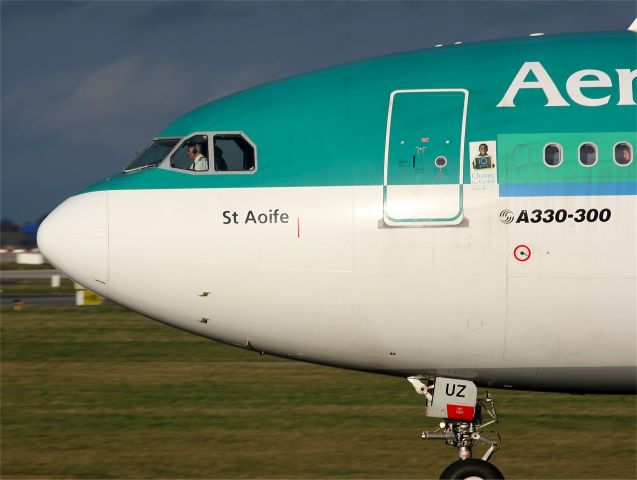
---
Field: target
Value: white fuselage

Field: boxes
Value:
[39,184,637,393]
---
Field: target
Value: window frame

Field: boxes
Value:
[613,141,633,167]
[168,133,212,173]
[162,131,258,175]
[124,137,182,172]
[578,142,598,168]
[211,132,258,175]
[543,142,563,168]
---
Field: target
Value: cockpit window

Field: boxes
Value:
[213,134,256,172]
[170,135,209,172]
[125,139,179,172]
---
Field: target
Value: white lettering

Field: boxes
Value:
[566,69,612,106]
[496,62,569,107]
[497,63,637,108]
[617,68,637,105]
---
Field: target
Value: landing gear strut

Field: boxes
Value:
[408,377,504,480]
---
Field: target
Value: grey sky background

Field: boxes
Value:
[1,1,635,223]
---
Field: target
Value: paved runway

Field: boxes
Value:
[1,269,76,305]
[1,294,75,306]
[1,269,67,280]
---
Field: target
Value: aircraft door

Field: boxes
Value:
[383,89,468,226]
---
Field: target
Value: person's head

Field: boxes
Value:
[622,147,631,162]
[187,144,200,159]
[479,143,488,156]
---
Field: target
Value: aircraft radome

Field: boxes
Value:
[38,21,637,480]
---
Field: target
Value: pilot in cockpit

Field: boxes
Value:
[187,144,208,171]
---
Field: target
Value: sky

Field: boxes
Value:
[1,0,635,223]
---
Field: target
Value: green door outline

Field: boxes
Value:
[383,89,468,226]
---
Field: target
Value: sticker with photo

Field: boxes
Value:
[469,140,498,186]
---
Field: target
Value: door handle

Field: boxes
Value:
[413,155,416,168]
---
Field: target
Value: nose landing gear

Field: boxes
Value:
[407,376,504,480]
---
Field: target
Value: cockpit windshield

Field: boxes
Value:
[124,139,180,172]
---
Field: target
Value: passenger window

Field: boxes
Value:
[171,135,209,172]
[614,142,633,166]
[513,144,530,166]
[579,143,597,166]
[544,143,562,167]
[213,134,256,172]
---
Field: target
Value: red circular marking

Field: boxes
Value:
[514,244,532,262]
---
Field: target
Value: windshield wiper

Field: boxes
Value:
[123,163,158,174]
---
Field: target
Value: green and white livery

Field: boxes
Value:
[39,27,636,478]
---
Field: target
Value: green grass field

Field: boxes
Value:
[2,305,635,479]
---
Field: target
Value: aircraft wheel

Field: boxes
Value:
[439,459,504,480]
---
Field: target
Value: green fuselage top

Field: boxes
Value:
[84,31,636,197]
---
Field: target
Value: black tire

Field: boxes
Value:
[439,459,504,480]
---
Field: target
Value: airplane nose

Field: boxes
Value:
[37,191,109,290]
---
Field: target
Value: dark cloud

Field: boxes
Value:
[131,1,255,30]
[1,1,635,222]
[0,1,82,23]
[7,54,194,142]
